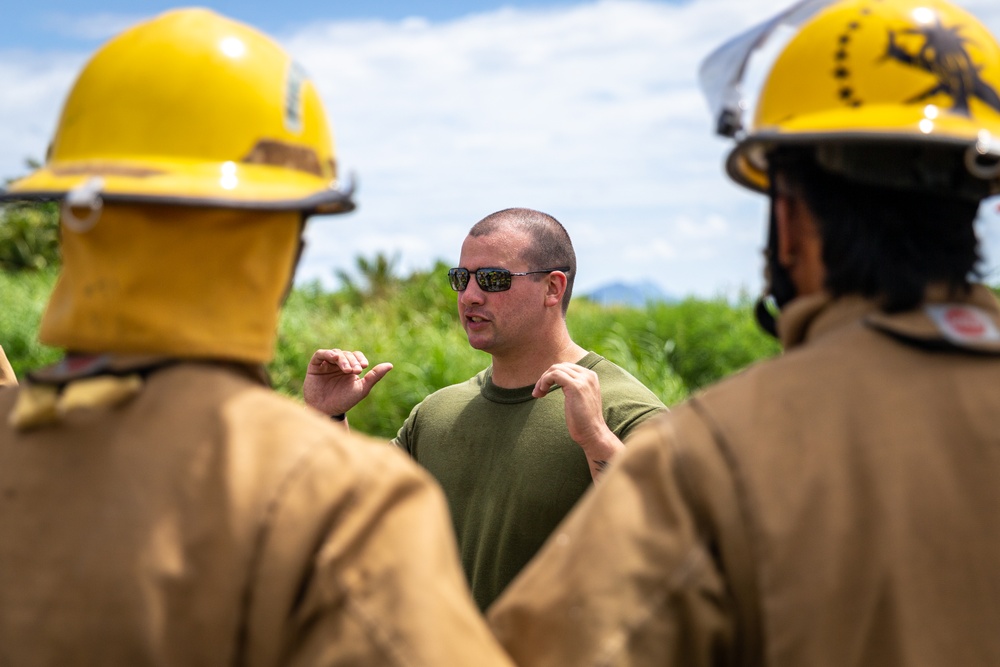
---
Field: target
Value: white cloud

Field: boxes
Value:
[623,237,678,261]
[3,0,1000,299]
[282,0,780,297]
[676,214,729,239]
[0,54,83,179]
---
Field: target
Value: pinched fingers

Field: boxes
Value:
[535,362,623,480]
[303,349,390,416]
[307,348,370,376]
[533,362,600,399]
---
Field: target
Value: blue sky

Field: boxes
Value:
[4,0,1000,300]
[5,1,590,49]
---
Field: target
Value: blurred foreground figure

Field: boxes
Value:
[0,346,14,386]
[0,9,512,666]
[489,0,1000,664]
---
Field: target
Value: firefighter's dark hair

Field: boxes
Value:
[769,146,984,313]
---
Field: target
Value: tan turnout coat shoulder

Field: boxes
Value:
[489,285,1000,667]
[0,361,512,666]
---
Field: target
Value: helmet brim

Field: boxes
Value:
[1,159,356,214]
[727,111,1000,196]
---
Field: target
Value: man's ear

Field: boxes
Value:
[544,270,567,308]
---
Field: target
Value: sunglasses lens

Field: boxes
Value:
[448,268,470,291]
[477,269,512,292]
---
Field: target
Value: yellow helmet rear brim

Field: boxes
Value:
[728,105,1000,194]
[2,158,355,214]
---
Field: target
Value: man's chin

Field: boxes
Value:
[464,333,492,352]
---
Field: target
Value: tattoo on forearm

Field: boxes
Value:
[592,459,609,472]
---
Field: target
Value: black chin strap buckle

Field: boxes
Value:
[754,294,780,339]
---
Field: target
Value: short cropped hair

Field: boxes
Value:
[469,208,577,313]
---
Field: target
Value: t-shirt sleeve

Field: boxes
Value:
[389,400,422,456]
[596,361,668,442]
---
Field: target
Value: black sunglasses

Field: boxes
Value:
[448,266,571,292]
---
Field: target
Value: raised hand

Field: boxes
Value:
[534,362,624,481]
[303,348,393,417]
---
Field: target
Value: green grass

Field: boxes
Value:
[0,268,61,376]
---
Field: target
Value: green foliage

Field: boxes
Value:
[1,255,779,439]
[0,268,61,378]
[334,251,404,305]
[643,295,780,392]
[0,203,60,272]
[567,301,689,406]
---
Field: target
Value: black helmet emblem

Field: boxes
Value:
[884,16,1000,116]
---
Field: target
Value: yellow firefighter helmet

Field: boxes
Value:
[1,7,353,214]
[700,0,1000,196]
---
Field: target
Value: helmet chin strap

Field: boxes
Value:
[755,173,798,338]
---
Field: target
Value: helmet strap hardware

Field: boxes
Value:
[62,177,105,233]
[966,133,1000,180]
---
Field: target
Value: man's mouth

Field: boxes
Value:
[465,313,490,326]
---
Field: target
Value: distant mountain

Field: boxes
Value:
[584,280,677,307]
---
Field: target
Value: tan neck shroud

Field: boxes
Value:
[40,204,302,364]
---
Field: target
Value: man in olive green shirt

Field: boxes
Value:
[305,208,666,608]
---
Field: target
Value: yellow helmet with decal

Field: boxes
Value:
[700,0,1000,196]
[1,7,353,213]
[0,9,356,364]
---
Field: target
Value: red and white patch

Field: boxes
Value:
[925,304,1000,344]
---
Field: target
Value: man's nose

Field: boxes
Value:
[459,279,485,305]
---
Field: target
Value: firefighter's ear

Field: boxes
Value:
[774,194,796,268]
[775,188,825,295]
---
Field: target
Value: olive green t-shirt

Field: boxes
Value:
[393,351,666,609]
